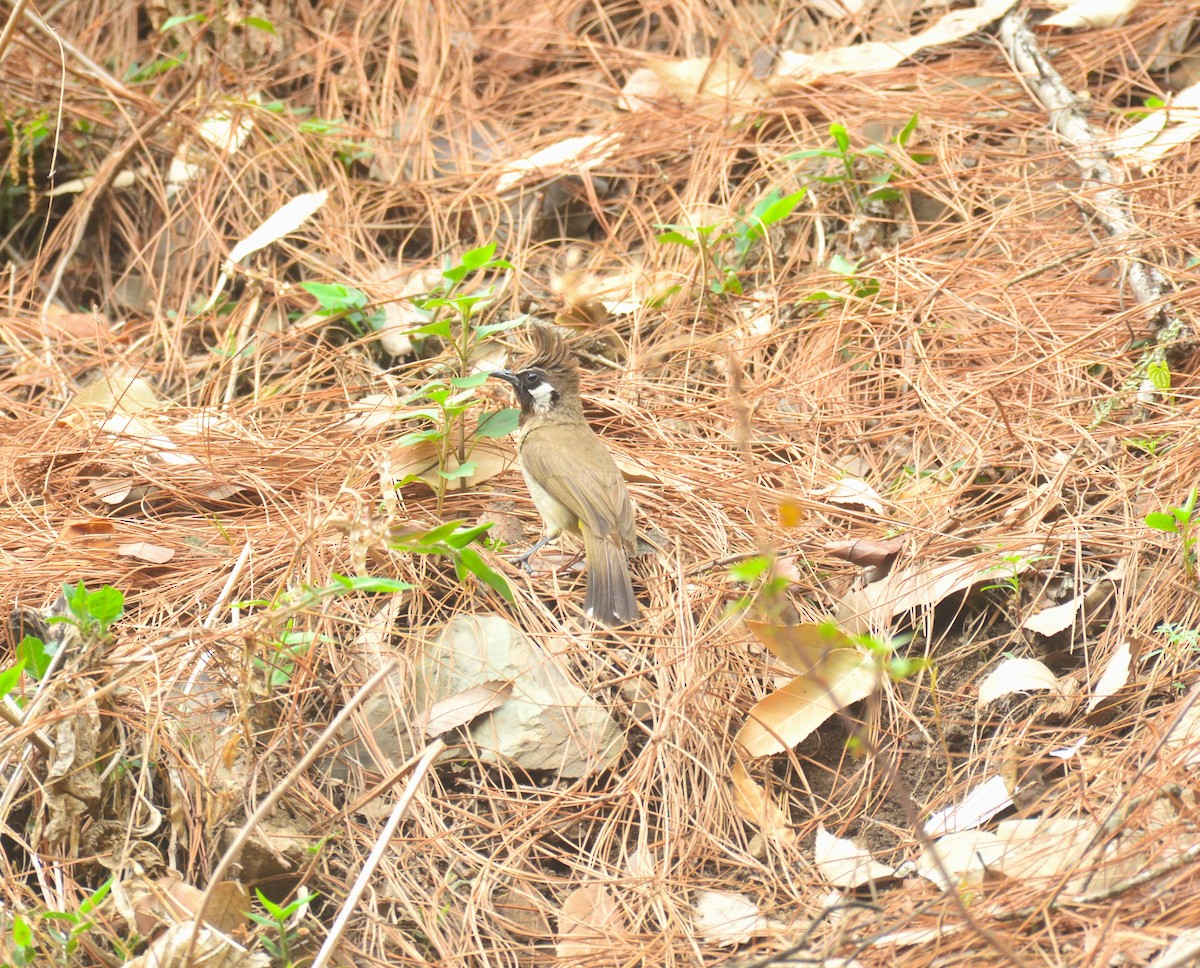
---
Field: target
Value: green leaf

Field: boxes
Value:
[329,575,413,593]
[407,318,454,339]
[16,635,53,680]
[1146,511,1179,532]
[161,13,207,31]
[0,661,25,698]
[655,230,697,248]
[784,148,843,161]
[256,889,287,921]
[238,16,277,34]
[299,282,366,312]
[78,878,113,916]
[439,461,477,481]
[461,242,498,270]
[63,581,88,622]
[456,546,513,600]
[754,188,806,226]
[12,913,33,947]
[829,123,850,153]
[728,556,773,583]
[828,254,859,276]
[446,523,493,548]
[476,408,520,438]
[449,372,490,389]
[472,317,527,337]
[86,587,124,627]
[895,112,920,147]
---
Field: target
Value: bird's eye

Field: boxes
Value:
[523,372,542,389]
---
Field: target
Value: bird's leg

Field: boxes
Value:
[513,533,555,573]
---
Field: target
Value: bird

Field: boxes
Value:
[489,328,639,626]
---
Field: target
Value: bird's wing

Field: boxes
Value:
[519,425,635,548]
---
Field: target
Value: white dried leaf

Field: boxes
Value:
[977,658,1061,708]
[814,826,894,888]
[1087,640,1132,712]
[495,134,621,193]
[923,774,1013,837]
[692,890,769,946]
[1043,0,1141,29]
[226,190,328,267]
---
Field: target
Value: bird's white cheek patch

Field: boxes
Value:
[528,381,556,414]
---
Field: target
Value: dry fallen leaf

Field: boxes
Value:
[118,541,176,564]
[556,884,625,960]
[1042,0,1141,29]
[421,681,512,737]
[736,648,879,758]
[691,890,770,946]
[977,657,1063,708]
[1086,640,1133,713]
[644,55,767,115]
[495,134,622,193]
[815,477,885,515]
[814,825,894,888]
[746,620,856,674]
[773,0,1018,82]
[729,760,796,845]
[916,830,1004,890]
[923,773,1014,837]
[836,549,1040,636]
[823,536,904,568]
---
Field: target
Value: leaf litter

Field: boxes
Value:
[3,0,1200,966]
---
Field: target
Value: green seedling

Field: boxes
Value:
[1146,358,1174,406]
[48,581,124,643]
[41,878,113,967]
[255,630,328,690]
[806,253,880,309]
[1124,435,1169,458]
[1146,488,1199,578]
[399,243,522,508]
[298,282,386,339]
[2,912,39,967]
[725,553,792,622]
[249,889,317,966]
[388,520,512,602]
[656,186,807,296]
[786,113,925,210]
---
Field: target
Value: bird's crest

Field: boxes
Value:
[525,326,580,393]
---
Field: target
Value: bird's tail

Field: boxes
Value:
[583,531,638,626]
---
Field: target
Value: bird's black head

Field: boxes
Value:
[488,365,560,415]
[489,327,581,418]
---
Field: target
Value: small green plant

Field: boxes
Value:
[40,878,113,967]
[398,244,523,507]
[0,659,24,700]
[1124,434,1169,458]
[48,581,124,642]
[1146,488,1199,578]
[298,282,386,339]
[388,520,512,602]
[248,888,317,966]
[981,552,1049,623]
[255,630,326,690]
[726,554,792,621]
[1146,358,1174,406]
[411,241,519,371]
[656,186,807,296]
[806,254,881,309]
[1150,622,1200,663]
[852,630,921,683]
[786,113,925,210]
[2,911,39,967]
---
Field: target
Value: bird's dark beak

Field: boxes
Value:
[489,370,519,388]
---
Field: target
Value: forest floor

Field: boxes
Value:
[3,1,1200,965]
